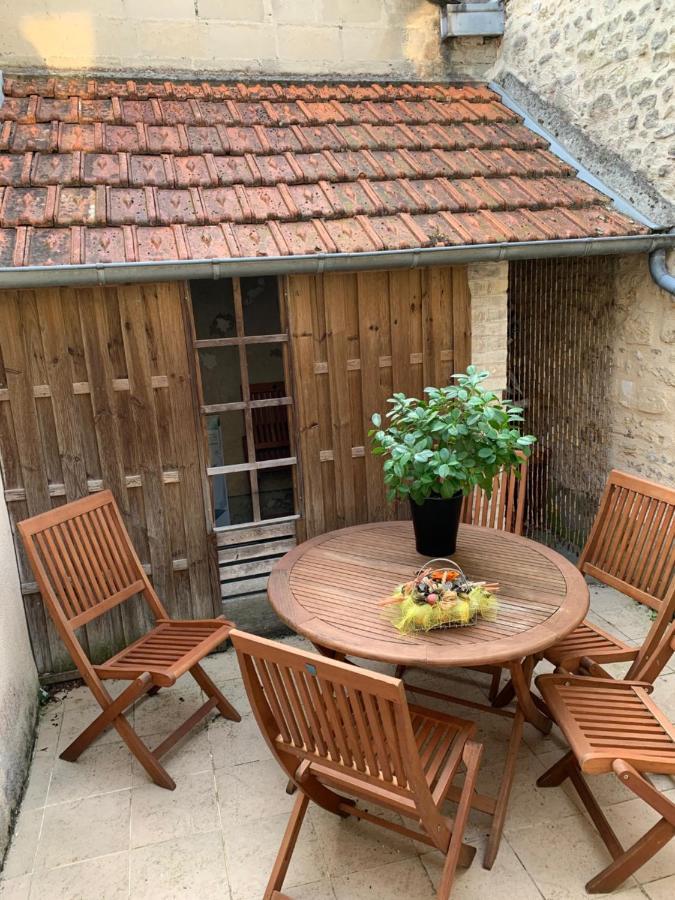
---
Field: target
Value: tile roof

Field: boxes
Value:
[0,75,648,268]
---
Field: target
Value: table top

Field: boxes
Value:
[268,521,589,668]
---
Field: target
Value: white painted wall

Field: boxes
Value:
[0,490,38,862]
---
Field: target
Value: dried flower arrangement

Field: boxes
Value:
[380,559,499,635]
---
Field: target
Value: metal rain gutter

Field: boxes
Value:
[0,233,674,290]
[489,81,662,232]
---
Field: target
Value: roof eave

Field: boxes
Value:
[0,233,673,290]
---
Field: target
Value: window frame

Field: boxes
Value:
[187,276,299,529]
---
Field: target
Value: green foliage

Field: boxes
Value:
[369,366,536,506]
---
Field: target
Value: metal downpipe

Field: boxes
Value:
[649,231,675,295]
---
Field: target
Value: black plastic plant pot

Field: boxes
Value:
[409,491,463,557]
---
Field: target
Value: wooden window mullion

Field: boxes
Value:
[232,277,262,522]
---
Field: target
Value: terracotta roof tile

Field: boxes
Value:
[0,74,649,267]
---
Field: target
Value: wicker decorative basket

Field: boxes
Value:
[381,558,499,635]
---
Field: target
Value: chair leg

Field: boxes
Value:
[536,750,576,788]
[488,667,502,702]
[437,741,482,900]
[113,714,176,790]
[264,792,310,900]
[484,707,524,869]
[491,677,515,708]
[60,674,153,762]
[190,662,241,722]
[586,818,675,894]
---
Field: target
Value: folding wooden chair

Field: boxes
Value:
[230,630,483,900]
[19,490,241,791]
[535,619,675,893]
[493,469,675,707]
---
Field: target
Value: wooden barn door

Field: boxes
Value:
[0,283,216,676]
[286,266,471,540]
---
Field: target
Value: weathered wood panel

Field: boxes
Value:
[286,266,471,538]
[0,282,216,674]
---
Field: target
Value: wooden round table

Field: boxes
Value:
[268,520,589,867]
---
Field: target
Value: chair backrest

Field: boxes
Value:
[230,630,445,821]
[460,458,528,535]
[18,491,165,639]
[579,470,675,611]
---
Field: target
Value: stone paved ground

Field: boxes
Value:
[1,583,674,900]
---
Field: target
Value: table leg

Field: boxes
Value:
[509,658,552,735]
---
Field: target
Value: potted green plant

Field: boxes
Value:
[369,366,536,556]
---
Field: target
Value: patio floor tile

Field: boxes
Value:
[0,875,31,899]
[29,852,129,900]
[215,758,296,822]
[132,684,205,738]
[131,725,213,785]
[223,810,325,900]
[505,814,644,899]
[129,831,228,900]
[130,770,220,849]
[421,835,541,899]
[332,857,436,899]
[644,874,675,898]
[309,803,419,877]
[0,809,43,880]
[46,741,132,806]
[604,790,675,885]
[36,791,130,870]
[208,711,269,769]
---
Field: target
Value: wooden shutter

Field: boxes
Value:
[0,282,216,675]
[285,266,471,540]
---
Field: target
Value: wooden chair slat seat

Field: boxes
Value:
[538,675,675,775]
[19,490,241,790]
[544,620,633,668]
[230,630,483,900]
[535,622,675,892]
[96,619,233,685]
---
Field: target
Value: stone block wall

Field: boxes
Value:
[609,251,675,484]
[468,261,509,393]
[0,0,499,79]
[496,0,675,207]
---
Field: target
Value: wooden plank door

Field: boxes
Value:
[286,266,471,539]
[0,282,216,676]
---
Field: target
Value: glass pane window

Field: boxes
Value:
[191,279,236,340]
[198,347,241,406]
[259,466,295,520]
[241,276,282,335]
[205,412,246,467]
[250,403,291,462]
[246,342,285,386]
[211,472,253,527]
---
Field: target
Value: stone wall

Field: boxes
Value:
[496,0,675,209]
[0,489,38,864]
[609,251,675,484]
[468,261,509,393]
[492,1,675,489]
[0,0,498,79]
